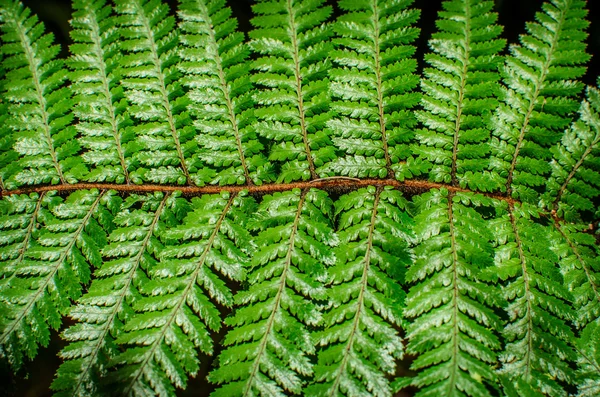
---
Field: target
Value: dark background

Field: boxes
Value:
[1,0,599,396]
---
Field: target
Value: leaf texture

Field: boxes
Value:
[178,0,274,186]
[0,0,85,188]
[320,0,422,180]
[415,0,505,191]
[309,186,411,397]
[543,82,600,221]
[490,0,590,202]
[250,0,335,183]
[209,188,336,396]
[69,0,135,184]
[0,189,118,371]
[404,189,501,397]
[115,0,196,185]
[491,203,575,396]
[0,0,598,396]
[107,191,253,396]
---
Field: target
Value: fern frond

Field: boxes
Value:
[490,0,590,202]
[542,83,600,221]
[320,0,421,181]
[250,0,335,183]
[50,193,191,397]
[549,220,600,396]
[308,186,411,397]
[0,0,85,189]
[551,221,600,329]
[0,192,58,368]
[575,320,600,397]
[415,0,505,191]
[178,0,274,186]
[491,203,575,396]
[0,59,19,189]
[0,189,117,370]
[404,189,502,396]
[0,108,19,190]
[109,191,252,395]
[115,0,196,186]
[69,0,135,184]
[209,188,337,396]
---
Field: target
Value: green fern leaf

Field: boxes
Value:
[575,320,600,397]
[115,0,195,186]
[0,192,58,369]
[490,0,590,202]
[0,0,600,395]
[0,57,19,188]
[491,203,575,396]
[320,0,422,181]
[209,188,336,396]
[551,222,600,329]
[0,189,117,371]
[178,0,275,186]
[415,0,505,191]
[542,82,600,221]
[108,191,252,395]
[69,0,135,184]
[549,220,600,395]
[308,186,411,397]
[250,0,335,183]
[0,0,85,189]
[404,189,502,397]
[49,192,195,397]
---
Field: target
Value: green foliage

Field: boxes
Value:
[0,189,118,370]
[178,0,274,186]
[69,0,134,184]
[109,192,253,396]
[405,189,502,397]
[116,0,196,185]
[321,0,422,180]
[250,0,335,183]
[490,0,590,203]
[0,0,85,189]
[309,186,411,397]
[543,83,600,221]
[209,188,336,396]
[0,0,600,396]
[415,0,505,191]
[492,203,575,396]
[575,320,600,397]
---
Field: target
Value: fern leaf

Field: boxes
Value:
[551,222,600,329]
[0,58,19,189]
[404,189,502,397]
[250,0,334,183]
[115,0,196,186]
[0,130,18,191]
[69,0,135,184]
[491,203,575,396]
[542,83,600,221]
[0,192,58,368]
[0,0,85,189]
[178,0,274,186]
[549,220,600,396]
[0,189,117,370]
[575,320,600,397]
[415,0,505,191]
[490,0,590,202]
[108,191,253,395]
[209,188,337,396]
[320,0,421,181]
[308,186,411,397]
[50,193,193,397]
